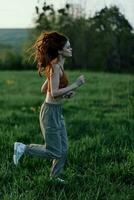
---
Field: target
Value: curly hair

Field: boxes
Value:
[29,31,68,77]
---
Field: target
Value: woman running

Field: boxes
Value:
[13,31,85,183]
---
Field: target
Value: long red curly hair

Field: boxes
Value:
[29,31,68,77]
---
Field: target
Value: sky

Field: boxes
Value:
[0,0,134,28]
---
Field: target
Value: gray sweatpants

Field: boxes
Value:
[25,102,68,178]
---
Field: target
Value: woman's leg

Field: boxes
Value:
[25,102,63,159]
[50,113,68,177]
[25,139,62,159]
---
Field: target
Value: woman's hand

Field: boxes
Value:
[75,75,85,87]
[62,91,75,99]
[53,91,75,100]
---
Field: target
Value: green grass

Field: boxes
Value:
[0,70,134,200]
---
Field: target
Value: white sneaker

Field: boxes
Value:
[56,177,66,183]
[50,176,67,184]
[13,142,26,165]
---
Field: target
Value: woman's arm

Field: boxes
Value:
[62,91,76,99]
[50,64,79,98]
[41,78,48,93]
[54,91,76,100]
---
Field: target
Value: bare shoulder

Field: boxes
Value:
[50,63,60,76]
[52,63,60,70]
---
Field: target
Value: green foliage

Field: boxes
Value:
[0,70,134,199]
[0,29,32,70]
[0,3,134,73]
[87,6,134,72]
[31,2,134,73]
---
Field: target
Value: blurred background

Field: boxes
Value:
[0,0,134,73]
[0,1,134,199]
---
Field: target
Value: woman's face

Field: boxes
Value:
[59,40,72,57]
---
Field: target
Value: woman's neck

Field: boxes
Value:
[57,55,65,68]
[50,55,65,69]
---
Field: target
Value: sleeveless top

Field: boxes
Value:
[44,64,69,93]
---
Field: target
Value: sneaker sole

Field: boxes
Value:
[13,142,18,165]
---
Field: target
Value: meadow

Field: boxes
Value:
[0,70,133,200]
[0,29,29,50]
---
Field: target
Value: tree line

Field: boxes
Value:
[0,1,134,73]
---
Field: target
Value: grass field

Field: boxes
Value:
[0,70,134,200]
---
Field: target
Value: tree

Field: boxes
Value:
[87,6,134,72]
[24,2,134,73]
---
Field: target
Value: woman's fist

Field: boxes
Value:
[75,75,85,87]
[62,91,75,99]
